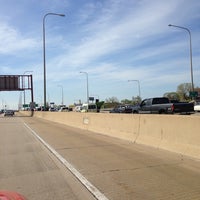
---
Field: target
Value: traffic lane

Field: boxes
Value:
[22,116,200,200]
[193,112,200,116]
[0,116,96,200]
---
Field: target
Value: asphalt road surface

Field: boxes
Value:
[1,114,200,200]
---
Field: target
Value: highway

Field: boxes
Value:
[1,114,200,200]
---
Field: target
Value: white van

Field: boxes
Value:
[81,103,97,112]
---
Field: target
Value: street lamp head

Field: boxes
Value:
[128,79,138,82]
[80,71,87,74]
[59,14,65,17]
[168,24,172,27]
[23,70,33,75]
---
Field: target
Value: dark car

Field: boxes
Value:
[131,105,140,113]
[110,105,133,113]
[4,110,14,116]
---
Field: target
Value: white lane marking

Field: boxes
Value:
[24,123,109,200]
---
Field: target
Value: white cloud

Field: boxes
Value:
[0,22,39,55]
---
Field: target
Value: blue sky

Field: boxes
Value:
[0,0,200,109]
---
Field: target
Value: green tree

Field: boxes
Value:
[120,96,142,105]
[104,97,119,108]
[96,101,104,112]
[121,99,132,104]
[105,97,119,104]
[132,96,142,104]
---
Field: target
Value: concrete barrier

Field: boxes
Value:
[21,111,200,160]
[85,113,140,141]
[136,115,200,159]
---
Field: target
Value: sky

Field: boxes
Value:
[0,0,200,109]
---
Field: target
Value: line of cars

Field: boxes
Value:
[34,103,98,113]
[110,97,196,114]
[36,98,200,114]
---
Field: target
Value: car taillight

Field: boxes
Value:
[171,104,174,112]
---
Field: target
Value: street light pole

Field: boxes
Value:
[128,80,141,99]
[57,85,64,105]
[168,24,194,92]
[80,71,89,104]
[43,12,65,111]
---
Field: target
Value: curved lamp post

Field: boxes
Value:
[43,12,65,110]
[80,71,89,104]
[168,24,194,92]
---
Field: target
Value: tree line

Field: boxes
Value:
[102,83,199,108]
[164,83,199,101]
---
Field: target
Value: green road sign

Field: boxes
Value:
[189,91,198,98]
[23,104,29,108]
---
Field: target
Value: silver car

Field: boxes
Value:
[4,110,14,116]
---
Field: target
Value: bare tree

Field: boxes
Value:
[163,92,180,101]
[176,83,192,101]
[105,97,119,104]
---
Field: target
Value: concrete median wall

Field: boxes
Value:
[22,111,200,160]
[136,115,200,159]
